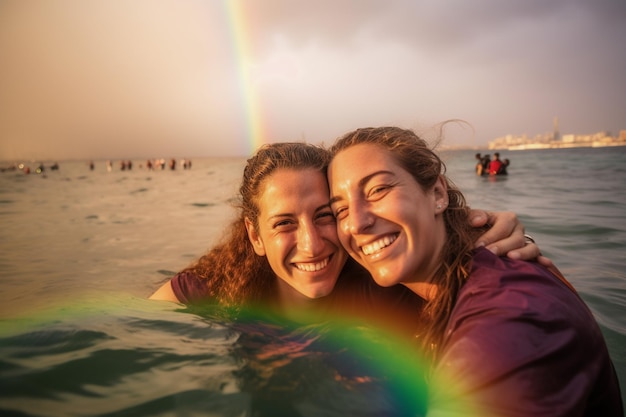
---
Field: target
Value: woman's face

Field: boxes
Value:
[328,143,447,287]
[245,168,348,299]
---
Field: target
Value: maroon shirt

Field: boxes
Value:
[171,260,426,334]
[430,247,622,416]
[171,250,622,415]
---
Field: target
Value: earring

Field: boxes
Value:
[436,204,442,210]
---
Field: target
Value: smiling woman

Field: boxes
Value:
[327,126,623,416]
[244,167,346,299]
[329,142,448,293]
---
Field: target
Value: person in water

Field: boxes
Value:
[488,152,505,176]
[474,153,484,175]
[150,142,545,329]
[327,126,623,416]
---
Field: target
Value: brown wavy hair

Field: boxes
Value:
[180,142,331,306]
[329,126,486,358]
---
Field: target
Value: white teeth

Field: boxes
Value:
[361,235,397,256]
[295,257,329,272]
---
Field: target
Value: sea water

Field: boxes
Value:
[0,147,625,416]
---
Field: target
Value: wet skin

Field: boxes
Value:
[328,143,448,298]
[245,168,348,299]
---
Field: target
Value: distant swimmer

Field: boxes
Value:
[475,153,491,176]
[489,152,502,175]
[500,158,510,175]
[475,153,484,175]
[489,152,509,176]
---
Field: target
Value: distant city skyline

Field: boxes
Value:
[487,126,626,151]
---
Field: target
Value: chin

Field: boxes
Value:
[304,284,335,299]
[372,271,401,287]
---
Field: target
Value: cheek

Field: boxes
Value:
[319,222,339,237]
[261,234,287,257]
[336,221,352,248]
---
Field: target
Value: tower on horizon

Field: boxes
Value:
[553,116,561,141]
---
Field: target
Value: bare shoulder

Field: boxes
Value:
[148,280,180,302]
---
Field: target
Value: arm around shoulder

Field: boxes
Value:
[470,209,549,262]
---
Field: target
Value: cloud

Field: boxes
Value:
[0,0,624,160]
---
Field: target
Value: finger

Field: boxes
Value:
[469,209,489,227]
[477,212,519,248]
[536,255,555,268]
[485,234,527,257]
[506,242,542,261]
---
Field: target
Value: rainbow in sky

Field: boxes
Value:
[224,0,269,155]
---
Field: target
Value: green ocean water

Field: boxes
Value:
[1,146,624,416]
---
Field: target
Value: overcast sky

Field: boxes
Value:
[1,0,625,160]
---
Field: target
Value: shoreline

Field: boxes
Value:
[492,141,626,151]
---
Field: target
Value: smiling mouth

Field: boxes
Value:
[294,256,330,272]
[361,234,398,256]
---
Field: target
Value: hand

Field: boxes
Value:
[535,254,556,269]
[469,210,552,263]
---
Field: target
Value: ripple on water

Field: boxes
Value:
[130,188,149,195]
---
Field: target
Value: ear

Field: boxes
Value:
[245,217,266,256]
[433,175,449,214]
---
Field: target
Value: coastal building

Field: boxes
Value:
[488,129,626,151]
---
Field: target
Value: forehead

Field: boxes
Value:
[331,143,398,177]
[257,167,329,213]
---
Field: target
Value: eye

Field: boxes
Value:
[273,219,296,230]
[316,210,336,225]
[333,206,348,221]
[368,184,391,199]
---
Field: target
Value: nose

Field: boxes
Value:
[297,221,325,256]
[347,204,374,235]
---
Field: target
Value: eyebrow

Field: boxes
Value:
[329,170,394,205]
[266,203,332,222]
